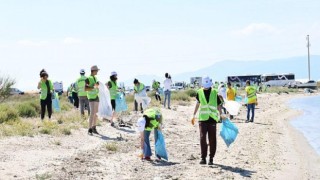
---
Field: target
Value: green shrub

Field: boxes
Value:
[171,91,190,101]
[0,105,19,123]
[60,101,73,111]
[185,89,197,97]
[17,103,37,118]
[105,142,118,152]
[61,128,71,135]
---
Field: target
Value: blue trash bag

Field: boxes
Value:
[52,92,61,112]
[158,88,164,96]
[235,96,242,103]
[220,119,239,147]
[244,97,248,104]
[155,130,168,161]
[115,93,128,112]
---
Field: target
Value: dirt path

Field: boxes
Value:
[0,93,319,180]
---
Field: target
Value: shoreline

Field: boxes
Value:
[271,92,320,179]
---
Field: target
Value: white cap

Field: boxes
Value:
[80,69,85,74]
[202,75,213,89]
[111,71,117,76]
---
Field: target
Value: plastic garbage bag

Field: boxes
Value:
[135,91,151,109]
[158,88,164,96]
[136,117,146,132]
[155,130,168,161]
[97,83,113,119]
[220,119,239,147]
[244,97,248,104]
[235,96,242,103]
[115,93,128,112]
[225,100,241,116]
[52,92,61,112]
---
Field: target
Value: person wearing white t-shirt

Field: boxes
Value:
[163,73,172,109]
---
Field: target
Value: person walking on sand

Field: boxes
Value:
[193,76,222,165]
[37,69,54,120]
[67,84,74,104]
[245,80,258,123]
[226,82,236,119]
[218,83,227,115]
[85,65,100,135]
[136,108,163,161]
[134,79,145,113]
[163,73,172,109]
[107,71,118,127]
[71,82,79,109]
[76,69,90,117]
[152,80,161,103]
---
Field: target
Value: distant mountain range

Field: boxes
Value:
[123,55,320,86]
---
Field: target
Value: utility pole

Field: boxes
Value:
[306,35,311,81]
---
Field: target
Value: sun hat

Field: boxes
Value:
[80,69,85,74]
[202,76,213,89]
[111,71,117,76]
[91,65,100,71]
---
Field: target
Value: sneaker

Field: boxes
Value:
[199,159,206,165]
[245,120,250,123]
[88,128,93,135]
[168,107,171,110]
[92,126,99,135]
[250,119,254,123]
[208,158,214,165]
[111,122,115,127]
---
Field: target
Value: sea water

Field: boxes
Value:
[289,96,320,155]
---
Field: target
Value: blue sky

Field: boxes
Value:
[0,0,319,90]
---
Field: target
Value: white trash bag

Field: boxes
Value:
[97,82,113,119]
[135,90,151,109]
[225,100,242,116]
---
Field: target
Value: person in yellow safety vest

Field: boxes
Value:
[67,84,74,104]
[226,82,237,120]
[107,71,119,127]
[71,81,79,109]
[37,69,54,120]
[85,65,100,135]
[152,80,161,103]
[76,69,90,116]
[245,80,258,123]
[134,79,145,113]
[136,108,162,161]
[193,76,223,166]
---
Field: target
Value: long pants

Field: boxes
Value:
[164,90,171,108]
[89,101,99,128]
[40,98,52,120]
[155,94,161,102]
[134,100,143,112]
[247,103,255,121]
[143,129,159,157]
[199,121,217,159]
[72,92,79,108]
[68,96,73,104]
[79,96,90,115]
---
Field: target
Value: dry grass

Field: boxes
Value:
[105,142,118,152]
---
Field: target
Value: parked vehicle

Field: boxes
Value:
[262,73,295,87]
[10,88,24,95]
[171,82,184,90]
[296,80,317,89]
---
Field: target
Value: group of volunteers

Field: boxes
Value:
[37,66,257,165]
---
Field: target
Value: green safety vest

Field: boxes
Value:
[198,88,220,122]
[152,82,159,90]
[77,76,87,97]
[109,80,118,100]
[246,86,257,104]
[86,76,99,100]
[144,108,161,131]
[134,83,145,93]
[40,80,53,100]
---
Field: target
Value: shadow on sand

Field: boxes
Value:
[213,163,257,178]
[150,160,180,167]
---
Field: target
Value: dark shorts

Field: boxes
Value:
[111,99,116,110]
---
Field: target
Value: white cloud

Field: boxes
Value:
[63,37,83,44]
[234,23,280,36]
[17,40,48,46]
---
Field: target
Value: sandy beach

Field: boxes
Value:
[0,92,319,180]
